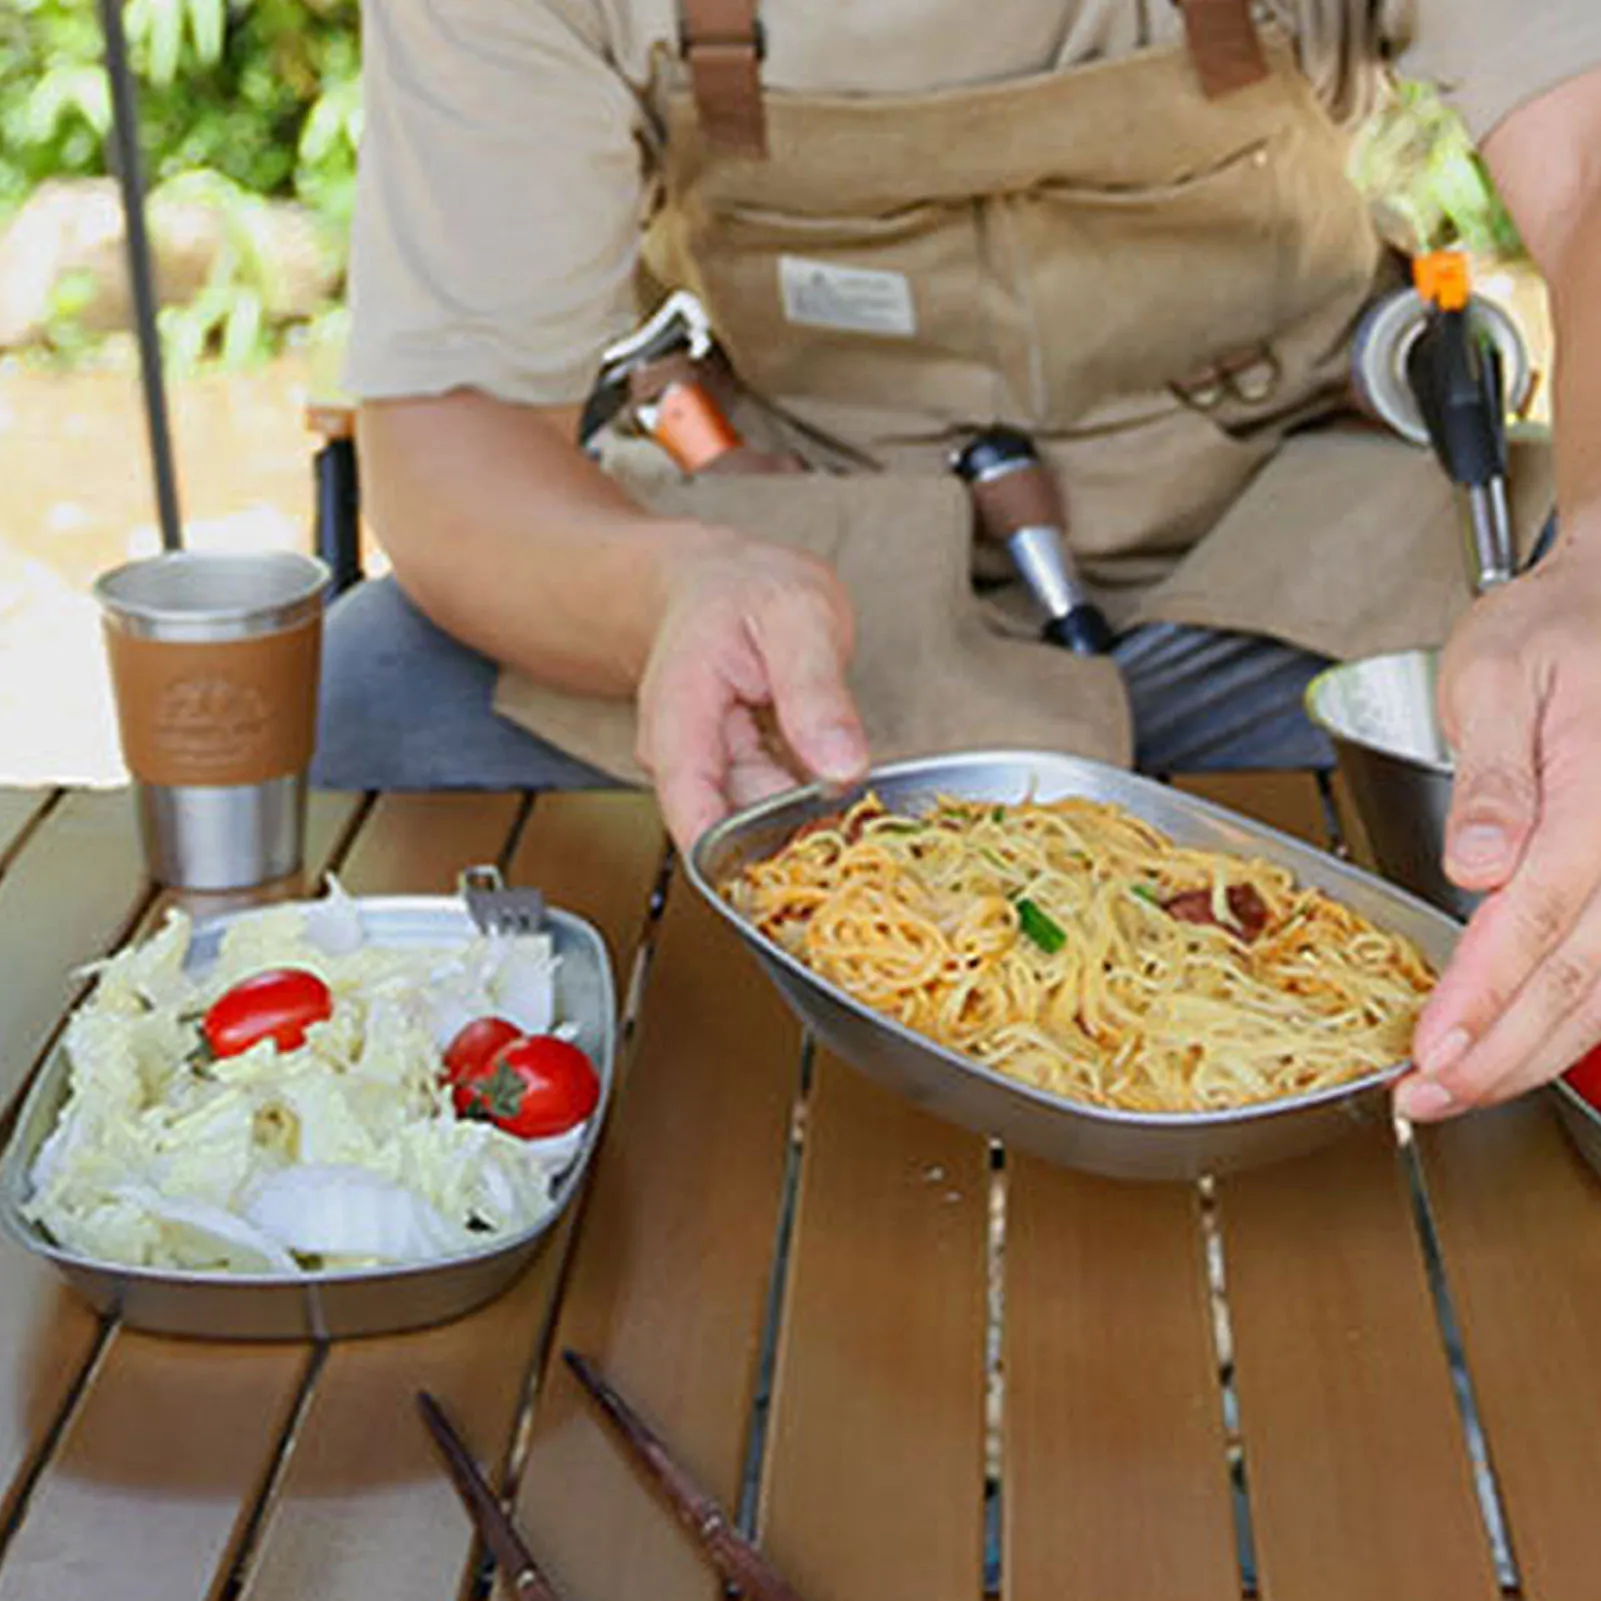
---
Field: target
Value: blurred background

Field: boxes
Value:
[0,1,1552,784]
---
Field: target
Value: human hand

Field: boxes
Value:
[1397,542,1601,1120]
[636,536,870,852]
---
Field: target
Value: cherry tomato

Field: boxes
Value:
[442,1016,524,1085]
[202,968,332,1058]
[1563,1044,1601,1110]
[452,1035,600,1139]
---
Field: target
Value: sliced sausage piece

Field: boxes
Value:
[1161,883,1269,942]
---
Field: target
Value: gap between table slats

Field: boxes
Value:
[756,1050,989,1601]
[235,792,667,1601]
[0,790,368,1601]
[1176,772,1502,1601]
[508,856,804,1601]
[1420,1098,1601,1601]
[0,792,59,882]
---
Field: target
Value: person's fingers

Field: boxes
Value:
[637,646,740,853]
[1398,886,1601,1120]
[749,583,868,785]
[724,703,806,811]
[1436,644,1542,893]
[1409,712,1601,1105]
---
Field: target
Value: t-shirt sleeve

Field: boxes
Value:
[1391,0,1601,143]
[343,0,645,407]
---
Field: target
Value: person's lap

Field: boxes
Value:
[311,575,1334,792]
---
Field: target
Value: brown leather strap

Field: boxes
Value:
[1179,0,1268,98]
[678,0,767,156]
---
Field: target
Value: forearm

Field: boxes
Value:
[356,389,736,698]
[1483,67,1601,558]
[1544,192,1601,542]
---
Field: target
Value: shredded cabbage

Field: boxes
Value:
[24,885,589,1275]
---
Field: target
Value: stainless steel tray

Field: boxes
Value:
[0,894,615,1340]
[688,750,1463,1182]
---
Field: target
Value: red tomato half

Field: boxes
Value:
[452,1035,600,1139]
[443,1016,524,1085]
[202,968,332,1058]
[1563,1044,1601,1111]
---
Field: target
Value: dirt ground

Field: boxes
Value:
[0,263,1553,787]
[0,353,322,784]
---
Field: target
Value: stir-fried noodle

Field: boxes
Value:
[724,795,1434,1112]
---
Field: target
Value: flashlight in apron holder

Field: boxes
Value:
[1403,254,1514,593]
[1350,253,1531,596]
[952,427,1115,655]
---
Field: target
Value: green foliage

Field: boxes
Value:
[2,0,360,367]
[1348,79,1523,257]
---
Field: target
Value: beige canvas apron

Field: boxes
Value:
[496,2,1554,782]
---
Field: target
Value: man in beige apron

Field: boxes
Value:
[325,0,1601,1123]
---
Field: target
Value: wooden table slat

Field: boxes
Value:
[1003,1160,1241,1601]
[0,790,151,1122]
[240,793,666,1601]
[1220,1128,1502,1601]
[0,791,376,1601]
[1173,772,1500,1599]
[510,871,803,1601]
[760,1053,988,1601]
[1170,770,1330,847]
[1421,1099,1601,1601]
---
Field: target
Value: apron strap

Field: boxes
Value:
[676,0,1266,156]
[678,0,767,156]
[1179,0,1269,98]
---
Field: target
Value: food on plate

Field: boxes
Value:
[21,884,602,1275]
[202,968,333,1059]
[723,793,1435,1113]
[452,1034,601,1138]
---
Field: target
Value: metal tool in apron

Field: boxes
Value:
[579,290,745,472]
[952,427,1115,655]
[1351,251,1540,592]
[1311,251,1547,920]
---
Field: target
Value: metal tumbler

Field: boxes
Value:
[95,550,330,890]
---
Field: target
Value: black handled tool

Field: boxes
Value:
[951,427,1115,655]
[1404,257,1515,594]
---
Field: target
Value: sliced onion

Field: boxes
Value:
[487,939,556,1035]
[304,876,366,956]
[243,1164,471,1263]
[113,1183,300,1274]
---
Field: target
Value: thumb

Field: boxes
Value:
[1441,658,1541,892]
[753,589,869,785]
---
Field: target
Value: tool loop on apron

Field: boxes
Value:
[678,0,767,155]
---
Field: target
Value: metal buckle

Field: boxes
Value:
[678,12,767,61]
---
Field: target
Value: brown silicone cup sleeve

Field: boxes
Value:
[105,616,321,786]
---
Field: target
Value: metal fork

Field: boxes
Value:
[459,864,546,937]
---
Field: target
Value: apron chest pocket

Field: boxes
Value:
[689,199,998,421]
[1003,136,1296,425]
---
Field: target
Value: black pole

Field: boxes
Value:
[96,0,184,551]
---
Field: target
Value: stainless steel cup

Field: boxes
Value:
[95,550,330,890]
[1304,649,1478,921]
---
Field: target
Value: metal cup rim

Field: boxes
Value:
[1303,650,1455,779]
[94,550,331,632]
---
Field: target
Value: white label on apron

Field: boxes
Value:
[778,256,916,338]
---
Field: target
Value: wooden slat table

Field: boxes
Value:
[0,775,1597,1601]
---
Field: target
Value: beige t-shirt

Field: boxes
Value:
[344,0,1601,411]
